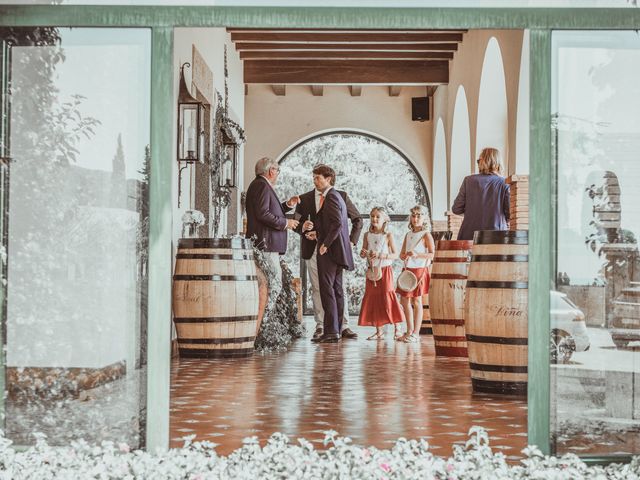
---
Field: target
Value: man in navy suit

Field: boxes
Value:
[245,157,299,293]
[294,167,362,341]
[308,165,355,343]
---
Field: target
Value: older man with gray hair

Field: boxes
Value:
[245,157,300,292]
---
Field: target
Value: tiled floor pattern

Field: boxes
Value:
[170,320,528,458]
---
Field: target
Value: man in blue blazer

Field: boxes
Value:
[309,165,355,343]
[245,157,299,293]
[294,169,362,341]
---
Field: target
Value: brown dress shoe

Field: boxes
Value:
[311,333,341,343]
[341,328,358,339]
[312,327,323,341]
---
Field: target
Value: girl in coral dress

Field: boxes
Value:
[396,205,435,343]
[357,207,405,340]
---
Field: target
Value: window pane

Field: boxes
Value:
[4,27,151,447]
[552,30,640,457]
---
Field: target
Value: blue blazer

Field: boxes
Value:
[315,188,355,270]
[245,176,290,253]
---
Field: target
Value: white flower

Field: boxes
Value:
[182,210,206,226]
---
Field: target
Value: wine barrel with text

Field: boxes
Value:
[419,292,432,334]
[465,230,528,395]
[172,238,258,358]
[430,240,473,357]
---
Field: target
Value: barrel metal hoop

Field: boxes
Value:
[473,230,529,244]
[173,315,258,323]
[466,334,528,345]
[178,238,254,249]
[471,378,528,395]
[434,346,468,357]
[432,318,465,326]
[469,362,528,373]
[432,274,469,280]
[176,253,254,260]
[179,336,255,345]
[470,254,529,262]
[466,281,528,289]
[434,335,467,342]
[433,258,470,263]
[173,275,258,281]
[178,347,254,358]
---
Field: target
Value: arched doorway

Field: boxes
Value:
[432,118,448,220]
[476,37,509,166]
[450,86,472,206]
[275,130,429,313]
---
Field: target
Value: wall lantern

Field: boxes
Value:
[177,62,205,164]
[220,125,238,189]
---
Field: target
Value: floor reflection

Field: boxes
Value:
[170,319,528,458]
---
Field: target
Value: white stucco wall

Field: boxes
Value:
[433,29,526,207]
[173,28,245,241]
[243,85,433,201]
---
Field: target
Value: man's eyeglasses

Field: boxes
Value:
[271,166,280,173]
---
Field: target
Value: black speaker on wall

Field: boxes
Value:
[411,96,430,122]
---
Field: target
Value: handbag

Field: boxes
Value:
[365,232,385,284]
[397,268,418,292]
[397,231,429,293]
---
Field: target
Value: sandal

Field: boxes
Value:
[403,334,419,343]
[395,331,407,341]
[367,332,384,341]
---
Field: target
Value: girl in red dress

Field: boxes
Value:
[396,205,435,343]
[357,207,405,340]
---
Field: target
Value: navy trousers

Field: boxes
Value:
[316,252,344,335]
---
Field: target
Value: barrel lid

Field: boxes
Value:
[178,237,254,249]
[473,230,528,245]
[436,240,473,250]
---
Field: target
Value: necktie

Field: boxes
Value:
[319,193,325,210]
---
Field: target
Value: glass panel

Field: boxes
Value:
[3,27,151,447]
[552,30,640,457]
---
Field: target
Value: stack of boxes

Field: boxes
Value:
[506,175,529,231]
[446,211,463,240]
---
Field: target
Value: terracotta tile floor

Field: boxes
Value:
[170,321,528,458]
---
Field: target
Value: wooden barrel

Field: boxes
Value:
[610,284,640,349]
[172,237,258,358]
[419,293,432,334]
[593,171,621,229]
[465,230,528,395]
[430,240,473,357]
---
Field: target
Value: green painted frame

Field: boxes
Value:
[0,4,637,462]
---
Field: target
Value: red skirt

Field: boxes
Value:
[358,266,405,327]
[396,267,430,298]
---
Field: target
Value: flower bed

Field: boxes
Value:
[0,427,637,479]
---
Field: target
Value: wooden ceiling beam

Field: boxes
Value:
[245,60,449,84]
[234,42,458,51]
[388,86,401,96]
[271,85,286,96]
[349,85,362,96]
[227,28,468,33]
[240,50,454,60]
[230,32,463,42]
[310,85,324,96]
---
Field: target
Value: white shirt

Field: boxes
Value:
[315,186,332,212]
[404,230,429,268]
[367,232,393,268]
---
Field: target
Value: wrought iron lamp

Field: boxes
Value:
[219,125,238,189]
[177,62,205,207]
